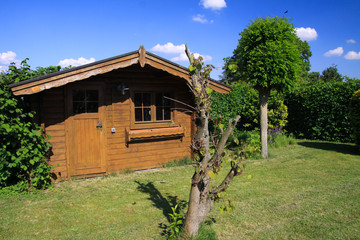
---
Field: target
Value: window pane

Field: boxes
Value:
[73,102,85,114]
[86,90,98,102]
[143,93,151,106]
[144,108,151,121]
[134,93,142,107]
[135,108,142,122]
[73,89,85,101]
[156,107,163,120]
[163,93,171,106]
[164,107,171,120]
[156,93,163,107]
[87,102,98,113]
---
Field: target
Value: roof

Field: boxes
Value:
[9,46,231,95]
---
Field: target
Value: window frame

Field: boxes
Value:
[66,83,104,119]
[130,90,175,129]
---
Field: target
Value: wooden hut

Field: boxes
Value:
[9,46,230,180]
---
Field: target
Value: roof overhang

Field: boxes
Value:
[9,46,231,95]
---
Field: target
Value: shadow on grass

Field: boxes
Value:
[298,141,359,155]
[135,181,218,239]
[134,180,187,221]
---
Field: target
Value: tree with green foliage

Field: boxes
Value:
[226,17,302,158]
[303,65,343,87]
[320,65,343,83]
[0,59,61,191]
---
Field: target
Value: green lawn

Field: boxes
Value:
[1,140,359,239]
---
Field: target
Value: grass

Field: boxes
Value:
[162,156,193,168]
[1,140,360,239]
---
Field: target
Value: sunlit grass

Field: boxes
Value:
[1,140,359,239]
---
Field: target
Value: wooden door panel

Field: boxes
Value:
[71,118,102,170]
[67,84,105,177]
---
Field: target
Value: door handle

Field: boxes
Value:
[96,121,103,131]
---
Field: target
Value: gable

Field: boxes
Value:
[9,46,230,95]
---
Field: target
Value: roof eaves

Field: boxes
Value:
[9,50,139,88]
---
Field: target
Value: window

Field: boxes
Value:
[72,89,99,114]
[133,92,172,123]
[134,93,151,122]
[156,93,171,121]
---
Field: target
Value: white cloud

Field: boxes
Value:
[0,51,21,71]
[0,51,17,65]
[151,42,212,63]
[200,0,227,10]
[171,52,212,62]
[193,14,208,24]
[0,65,8,72]
[151,42,185,54]
[346,39,356,44]
[344,51,360,60]
[324,47,344,57]
[58,57,95,68]
[295,27,318,41]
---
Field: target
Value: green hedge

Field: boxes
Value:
[211,82,288,132]
[211,82,258,131]
[349,89,360,148]
[286,80,360,142]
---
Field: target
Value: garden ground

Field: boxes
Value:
[0,140,359,239]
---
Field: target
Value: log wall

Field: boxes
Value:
[38,65,193,180]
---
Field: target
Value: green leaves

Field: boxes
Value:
[206,87,213,95]
[188,64,196,72]
[225,17,302,91]
[228,64,238,73]
[208,170,217,179]
[286,80,360,142]
[350,89,360,148]
[167,204,184,238]
[0,59,54,191]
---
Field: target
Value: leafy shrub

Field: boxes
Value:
[167,205,184,239]
[236,131,261,158]
[349,89,360,149]
[286,80,360,142]
[211,82,258,131]
[268,95,288,130]
[211,82,288,132]
[268,127,296,148]
[0,60,58,191]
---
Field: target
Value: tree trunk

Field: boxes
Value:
[183,45,242,238]
[183,173,213,238]
[259,89,269,158]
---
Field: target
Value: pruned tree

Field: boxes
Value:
[183,45,242,238]
[226,17,302,158]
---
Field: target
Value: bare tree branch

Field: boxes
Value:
[163,96,196,111]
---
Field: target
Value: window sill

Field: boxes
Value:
[125,126,185,143]
[130,121,176,130]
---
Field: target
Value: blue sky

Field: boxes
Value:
[1,0,359,80]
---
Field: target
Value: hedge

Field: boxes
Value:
[286,80,360,142]
[349,89,360,148]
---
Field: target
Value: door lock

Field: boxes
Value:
[96,121,103,131]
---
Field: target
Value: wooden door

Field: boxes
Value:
[66,84,106,177]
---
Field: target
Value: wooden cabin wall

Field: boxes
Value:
[39,87,68,180]
[102,69,193,172]
[35,66,193,180]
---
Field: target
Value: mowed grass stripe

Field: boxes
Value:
[0,140,359,239]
